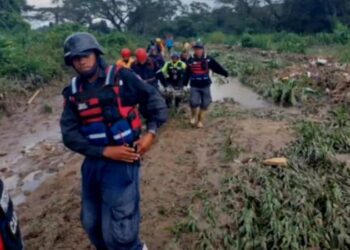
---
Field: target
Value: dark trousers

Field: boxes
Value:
[81,157,142,250]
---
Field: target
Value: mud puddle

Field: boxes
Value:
[211,77,270,109]
[0,93,68,206]
[8,170,55,206]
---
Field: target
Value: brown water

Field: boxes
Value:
[211,77,270,109]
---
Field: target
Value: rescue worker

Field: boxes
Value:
[116,48,134,69]
[183,42,191,52]
[161,52,187,108]
[165,36,174,55]
[146,39,156,54]
[184,42,229,128]
[180,49,190,65]
[0,179,23,250]
[148,46,165,68]
[131,48,165,90]
[155,38,165,56]
[60,32,167,250]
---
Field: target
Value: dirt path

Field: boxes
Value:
[0,78,298,249]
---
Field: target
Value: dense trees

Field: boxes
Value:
[0,0,29,30]
[3,0,350,36]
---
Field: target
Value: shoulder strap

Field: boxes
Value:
[105,65,116,86]
[71,77,78,95]
[105,65,124,87]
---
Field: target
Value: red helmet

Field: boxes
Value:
[135,48,148,64]
[121,48,131,59]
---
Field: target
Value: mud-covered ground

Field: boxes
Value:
[6,94,298,249]
[0,47,349,249]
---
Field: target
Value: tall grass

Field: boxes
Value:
[171,108,350,250]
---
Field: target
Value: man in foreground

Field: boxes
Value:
[60,32,167,250]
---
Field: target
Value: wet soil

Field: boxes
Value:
[0,76,337,249]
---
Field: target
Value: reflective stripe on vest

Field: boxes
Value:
[88,133,107,140]
[113,129,132,140]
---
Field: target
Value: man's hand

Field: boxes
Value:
[134,132,156,155]
[103,146,140,163]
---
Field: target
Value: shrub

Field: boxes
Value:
[276,33,307,54]
[241,33,269,50]
[205,31,227,44]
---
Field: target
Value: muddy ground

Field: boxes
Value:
[0,81,299,250]
[0,47,349,249]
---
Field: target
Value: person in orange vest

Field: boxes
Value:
[155,38,165,56]
[116,48,134,69]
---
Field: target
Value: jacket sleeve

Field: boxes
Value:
[120,69,168,133]
[160,62,170,88]
[161,62,169,78]
[155,61,166,87]
[60,87,105,158]
[183,61,191,86]
[181,61,187,71]
[208,57,229,77]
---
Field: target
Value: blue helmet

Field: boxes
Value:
[171,52,180,59]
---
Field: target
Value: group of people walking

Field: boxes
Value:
[59,32,228,250]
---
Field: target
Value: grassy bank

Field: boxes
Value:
[170,107,350,250]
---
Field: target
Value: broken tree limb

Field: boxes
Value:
[263,157,288,167]
[27,89,42,105]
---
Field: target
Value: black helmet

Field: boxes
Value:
[171,52,180,59]
[64,32,104,66]
[193,41,204,49]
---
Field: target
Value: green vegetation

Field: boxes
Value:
[210,24,350,55]
[0,24,141,86]
[266,79,318,107]
[28,0,350,37]
[171,108,350,250]
[290,107,350,165]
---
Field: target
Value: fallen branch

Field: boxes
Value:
[27,89,42,105]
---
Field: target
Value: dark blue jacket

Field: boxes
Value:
[131,58,165,89]
[60,66,168,158]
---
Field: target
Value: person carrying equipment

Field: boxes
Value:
[116,48,134,69]
[131,48,165,90]
[184,42,229,128]
[60,32,167,250]
[161,52,187,108]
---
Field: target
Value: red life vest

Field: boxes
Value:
[189,56,210,81]
[70,65,142,146]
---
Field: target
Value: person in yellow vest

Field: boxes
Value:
[116,48,134,69]
[155,38,165,56]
